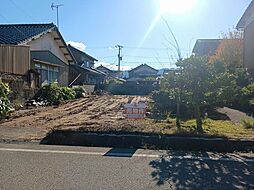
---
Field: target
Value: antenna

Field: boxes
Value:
[51,3,64,28]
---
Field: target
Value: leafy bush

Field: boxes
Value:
[0,80,14,118]
[156,56,246,132]
[60,87,76,101]
[72,86,86,99]
[108,78,124,85]
[34,83,76,105]
[242,118,254,129]
[150,90,175,116]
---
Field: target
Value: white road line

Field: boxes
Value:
[0,148,159,158]
[0,148,254,162]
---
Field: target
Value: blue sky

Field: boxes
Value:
[0,0,251,70]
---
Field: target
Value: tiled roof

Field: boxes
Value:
[0,23,55,44]
[68,44,98,63]
[129,64,158,73]
[192,39,221,56]
[71,64,104,76]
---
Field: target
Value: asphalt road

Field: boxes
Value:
[0,143,254,190]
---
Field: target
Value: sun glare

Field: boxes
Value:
[159,0,197,15]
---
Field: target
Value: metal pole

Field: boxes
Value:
[51,3,63,28]
[57,7,59,28]
[116,45,123,72]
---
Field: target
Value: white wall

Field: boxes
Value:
[27,33,68,64]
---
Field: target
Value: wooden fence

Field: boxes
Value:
[0,45,30,75]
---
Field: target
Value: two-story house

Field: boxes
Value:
[68,45,105,87]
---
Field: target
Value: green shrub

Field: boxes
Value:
[150,90,174,116]
[242,118,254,129]
[60,87,76,101]
[34,83,76,105]
[108,78,124,85]
[0,80,14,118]
[72,86,86,99]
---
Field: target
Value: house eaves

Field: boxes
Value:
[237,1,254,29]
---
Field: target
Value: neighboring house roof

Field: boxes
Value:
[96,65,114,73]
[192,39,221,56]
[129,64,158,73]
[71,64,104,76]
[92,68,107,76]
[0,23,75,63]
[68,44,98,64]
[237,0,254,29]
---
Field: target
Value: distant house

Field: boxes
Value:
[0,23,74,87]
[68,45,105,87]
[237,0,254,72]
[96,65,114,75]
[68,44,97,68]
[157,68,180,77]
[192,39,221,56]
[128,64,158,81]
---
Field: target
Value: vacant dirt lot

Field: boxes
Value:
[0,95,150,141]
[1,95,254,142]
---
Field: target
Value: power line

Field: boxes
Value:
[122,61,175,64]
[0,13,28,39]
[97,55,116,59]
[8,0,36,21]
[86,46,170,51]
[123,55,171,59]
[124,46,168,50]
[98,55,174,60]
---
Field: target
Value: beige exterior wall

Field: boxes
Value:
[244,20,254,71]
[27,33,68,64]
[27,33,69,86]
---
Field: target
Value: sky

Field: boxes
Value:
[0,0,251,70]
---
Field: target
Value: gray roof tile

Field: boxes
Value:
[0,23,55,44]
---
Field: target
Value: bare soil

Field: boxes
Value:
[0,95,253,142]
[0,95,149,141]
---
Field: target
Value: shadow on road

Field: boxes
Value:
[149,151,254,189]
[103,148,137,158]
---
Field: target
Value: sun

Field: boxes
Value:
[159,0,197,15]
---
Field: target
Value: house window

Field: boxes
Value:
[35,63,59,85]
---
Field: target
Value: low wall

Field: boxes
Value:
[1,73,37,105]
[41,130,254,152]
[107,83,159,95]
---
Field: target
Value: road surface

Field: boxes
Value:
[0,143,254,190]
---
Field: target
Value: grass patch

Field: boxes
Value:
[130,117,254,139]
[242,118,254,129]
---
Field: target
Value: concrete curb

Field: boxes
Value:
[41,131,254,152]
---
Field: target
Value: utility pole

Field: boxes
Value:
[115,45,123,72]
[51,3,64,28]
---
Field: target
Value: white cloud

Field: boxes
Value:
[67,41,86,51]
[94,61,132,71]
